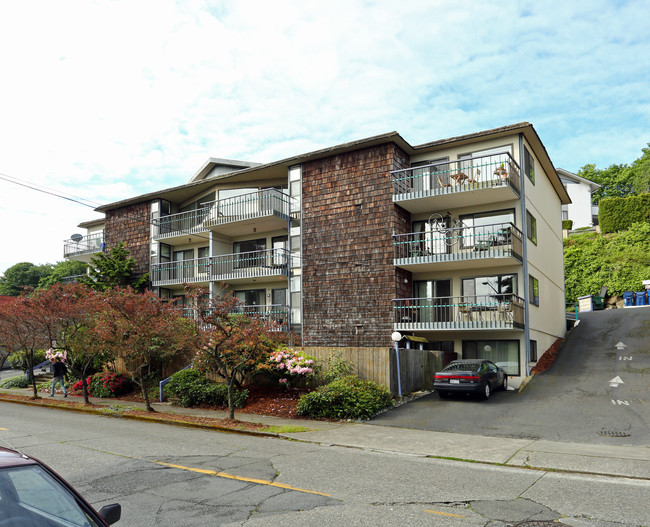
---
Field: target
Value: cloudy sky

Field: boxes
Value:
[0,0,648,276]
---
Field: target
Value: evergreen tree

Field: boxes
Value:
[78,243,148,291]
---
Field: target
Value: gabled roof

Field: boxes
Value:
[557,168,601,193]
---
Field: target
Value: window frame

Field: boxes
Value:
[524,146,535,184]
[526,210,537,245]
[529,275,539,306]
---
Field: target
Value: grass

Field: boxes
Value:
[259,425,313,434]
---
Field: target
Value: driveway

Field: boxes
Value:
[372,308,650,445]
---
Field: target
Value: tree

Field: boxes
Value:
[628,144,650,195]
[578,163,632,204]
[193,292,279,420]
[93,288,199,411]
[578,144,650,204]
[26,282,108,403]
[0,292,49,397]
[78,243,148,292]
[38,260,88,290]
[0,262,52,296]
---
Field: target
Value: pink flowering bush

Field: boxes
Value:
[264,348,317,387]
[46,348,67,362]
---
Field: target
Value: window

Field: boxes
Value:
[411,157,448,191]
[526,210,537,245]
[530,340,538,362]
[198,246,209,275]
[462,274,516,302]
[233,238,266,268]
[529,275,539,306]
[524,147,535,184]
[462,340,520,376]
[459,209,515,248]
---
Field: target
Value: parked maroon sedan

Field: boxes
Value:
[434,359,507,400]
[0,446,121,526]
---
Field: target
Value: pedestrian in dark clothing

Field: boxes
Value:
[50,358,68,397]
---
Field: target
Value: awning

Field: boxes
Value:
[403,335,429,343]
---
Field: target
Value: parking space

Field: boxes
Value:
[372,308,650,445]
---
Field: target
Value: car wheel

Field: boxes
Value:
[501,376,508,391]
[480,383,491,400]
[438,390,449,399]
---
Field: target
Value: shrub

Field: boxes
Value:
[318,352,355,385]
[599,193,650,233]
[259,348,317,387]
[88,372,132,398]
[562,220,573,230]
[0,375,29,389]
[297,375,393,420]
[164,369,248,408]
[8,349,47,371]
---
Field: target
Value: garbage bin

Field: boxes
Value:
[592,296,605,310]
[635,291,647,306]
[623,292,635,307]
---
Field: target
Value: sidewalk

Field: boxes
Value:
[1,387,648,481]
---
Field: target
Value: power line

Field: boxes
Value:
[0,172,102,209]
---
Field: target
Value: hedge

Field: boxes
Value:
[599,193,650,233]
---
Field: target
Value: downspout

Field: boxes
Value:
[518,134,531,377]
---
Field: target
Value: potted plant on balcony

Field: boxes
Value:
[494,163,508,179]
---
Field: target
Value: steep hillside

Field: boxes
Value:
[564,222,650,303]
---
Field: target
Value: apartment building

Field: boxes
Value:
[64,122,570,392]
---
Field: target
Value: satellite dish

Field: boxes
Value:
[70,233,83,242]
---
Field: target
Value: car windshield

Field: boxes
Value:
[443,362,481,372]
[0,465,103,527]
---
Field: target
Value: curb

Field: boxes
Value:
[0,395,280,439]
[517,375,533,392]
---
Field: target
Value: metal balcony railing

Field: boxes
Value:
[63,233,104,258]
[392,152,520,198]
[393,295,525,330]
[177,304,290,331]
[393,222,523,263]
[150,249,289,286]
[153,189,290,239]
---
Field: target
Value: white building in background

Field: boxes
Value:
[557,169,601,228]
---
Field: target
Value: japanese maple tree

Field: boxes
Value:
[0,292,49,398]
[94,287,199,411]
[192,291,279,420]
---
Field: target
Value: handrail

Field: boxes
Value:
[391,151,520,196]
[150,249,289,286]
[393,221,523,261]
[152,189,290,237]
[26,359,52,381]
[393,294,525,328]
[159,364,192,402]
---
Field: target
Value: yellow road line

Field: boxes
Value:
[0,427,7,430]
[153,461,330,496]
[425,509,466,518]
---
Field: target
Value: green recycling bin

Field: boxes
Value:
[592,295,605,310]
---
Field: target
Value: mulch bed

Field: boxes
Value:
[530,337,563,375]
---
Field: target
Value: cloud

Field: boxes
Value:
[0,0,648,274]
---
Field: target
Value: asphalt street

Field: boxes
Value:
[2,402,648,527]
[372,308,650,445]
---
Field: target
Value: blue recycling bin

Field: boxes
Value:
[635,291,647,306]
[623,292,635,307]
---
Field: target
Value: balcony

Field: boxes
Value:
[393,295,525,331]
[394,222,523,272]
[392,153,521,212]
[63,233,104,262]
[150,248,289,287]
[179,304,290,331]
[152,189,291,244]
